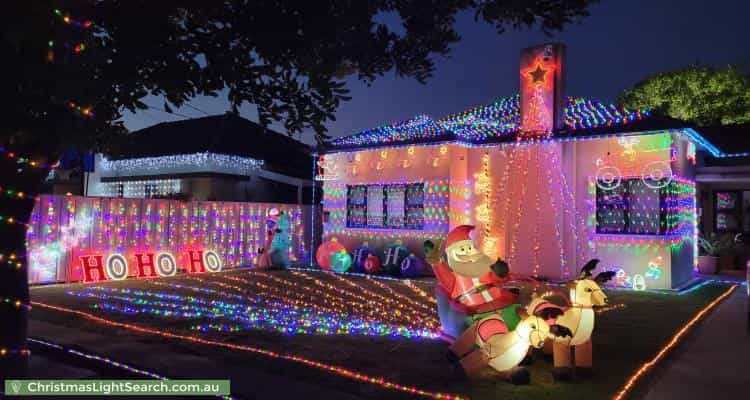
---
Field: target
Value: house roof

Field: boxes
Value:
[109,113,312,179]
[692,123,750,166]
[321,95,695,152]
[693,123,750,155]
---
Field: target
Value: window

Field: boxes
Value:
[715,191,743,232]
[116,183,124,198]
[596,178,667,235]
[144,184,155,198]
[346,183,424,229]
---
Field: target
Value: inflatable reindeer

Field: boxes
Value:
[450,303,572,384]
[542,259,615,380]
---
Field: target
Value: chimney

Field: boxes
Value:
[519,43,566,135]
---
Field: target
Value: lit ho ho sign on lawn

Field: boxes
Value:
[78,249,223,283]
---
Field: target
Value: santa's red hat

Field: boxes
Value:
[445,225,475,249]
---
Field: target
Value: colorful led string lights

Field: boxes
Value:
[0,146,55,169]
[26,195,306,284]
[53,9,93,28]
[325,95,649,149]
[201,272,437,329]
[1,253,24,269]
[474,152,497,258]
[68,284,436,339]
[204,269,437,327]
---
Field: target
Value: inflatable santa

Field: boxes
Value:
[432,225,518,316]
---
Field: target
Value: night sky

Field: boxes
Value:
[120,0,750,144]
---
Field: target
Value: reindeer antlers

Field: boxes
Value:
[578,259,600,279]
[594,271,617,284]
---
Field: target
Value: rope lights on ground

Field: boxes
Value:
[611,284,737,400]
[30,301,465,400]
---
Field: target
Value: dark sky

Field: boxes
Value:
[120,0,750,144]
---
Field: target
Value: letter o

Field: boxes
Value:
[632,274,647,291]
[105,254,129,281]
[203,250,223,272]
[155,252,178,277]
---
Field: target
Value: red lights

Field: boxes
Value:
[519,44,565,135]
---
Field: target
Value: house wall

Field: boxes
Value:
[570,133,696,289]
[320,144,452,258]
[321,132,697,289]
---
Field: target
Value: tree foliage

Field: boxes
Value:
[3,0,597,150]
[1,0,599,380]
[619,65,750,126]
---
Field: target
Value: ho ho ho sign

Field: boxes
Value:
[77,249,223,283]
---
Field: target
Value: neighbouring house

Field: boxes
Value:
[27,113,315,284]
[315,43,736,290]
[693,123,750,273]
[694,123,750,235]
[48,113,314,203]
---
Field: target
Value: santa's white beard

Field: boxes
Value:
[448,254,493,277]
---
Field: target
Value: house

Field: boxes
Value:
[82,113,313,203]
[693,123,750,235]
[316,43,716,290]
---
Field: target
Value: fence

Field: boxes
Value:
[26,195,310,284]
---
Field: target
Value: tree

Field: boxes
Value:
[619,65,750,126]
[1,0,597,379]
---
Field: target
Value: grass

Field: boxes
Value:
[28,269,731,400]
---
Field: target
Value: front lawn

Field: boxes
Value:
[28,269,731,400]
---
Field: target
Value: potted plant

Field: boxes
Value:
[698,233,733,274]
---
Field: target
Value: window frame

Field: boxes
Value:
[595,178,669,236]
[345,183,425,230]
[714,190,744,233]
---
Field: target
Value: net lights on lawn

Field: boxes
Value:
[70,285,436,339]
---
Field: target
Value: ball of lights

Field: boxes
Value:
[381,242,408,276]
[330,250,353,273]
[363,254,381,274]
[400,254,428,278]
[316,238,346,271]
[352,244,375,273]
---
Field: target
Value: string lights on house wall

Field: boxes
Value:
[323,180,450,243]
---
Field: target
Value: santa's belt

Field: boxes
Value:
[454,284,495,303]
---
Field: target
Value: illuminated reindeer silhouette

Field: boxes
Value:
[540,259,615,380]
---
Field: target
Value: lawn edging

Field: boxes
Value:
[611,284,738,400]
